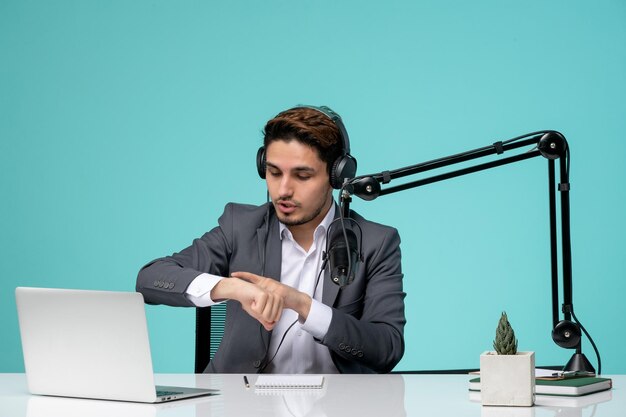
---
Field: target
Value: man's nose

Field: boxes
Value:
[278,176,294,197]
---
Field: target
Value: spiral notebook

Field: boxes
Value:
[255,375,325,390]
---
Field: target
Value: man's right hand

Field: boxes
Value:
[211,278,283,330]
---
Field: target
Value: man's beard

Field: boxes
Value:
[274,198,329,227]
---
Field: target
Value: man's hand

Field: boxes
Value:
[231,271,312,321]
[211,278,283,330]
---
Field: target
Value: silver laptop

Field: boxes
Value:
[15,287,218,403]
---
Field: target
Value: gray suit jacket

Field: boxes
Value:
[136,202,405,373]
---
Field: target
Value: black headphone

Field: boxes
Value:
[256,105,357,189]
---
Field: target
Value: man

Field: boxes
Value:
[136,105,405,374]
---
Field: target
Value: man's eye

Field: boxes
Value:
[297,175,311,181]
[268,171,281,177]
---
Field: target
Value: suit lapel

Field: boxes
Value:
[322,267,340,306]
[264,213,282,282]
[322,204,342,307]
[256,208,282,351]
[256,225,268,276]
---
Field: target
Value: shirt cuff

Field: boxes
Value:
[300,298,333,340]
[185,273,224,307]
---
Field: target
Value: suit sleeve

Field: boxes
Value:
[136,205,234,307]
[322,227,406,373]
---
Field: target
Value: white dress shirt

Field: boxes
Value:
[185,204,337,373]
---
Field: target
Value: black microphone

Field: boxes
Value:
[326,225,360,287]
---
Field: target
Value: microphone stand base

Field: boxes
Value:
[563,352,596,373]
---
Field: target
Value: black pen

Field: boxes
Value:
[243,375,250,389]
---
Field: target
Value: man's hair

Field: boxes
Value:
[263,107,343,175]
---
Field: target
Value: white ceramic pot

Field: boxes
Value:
[480,351,535,407]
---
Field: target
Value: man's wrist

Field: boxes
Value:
[211,278,236,301]
[295,292,312,321]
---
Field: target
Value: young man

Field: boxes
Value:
[136,106,405,374]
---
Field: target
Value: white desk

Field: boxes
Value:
[0,373,623,417]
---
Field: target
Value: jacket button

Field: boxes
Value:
[153,280,159,287]
[357,351,364,357]
[253,360,261,368]
[351,349,358,355]
[339,343,345,351]
[168,282,174,289]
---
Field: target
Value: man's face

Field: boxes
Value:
[265,139,333,229]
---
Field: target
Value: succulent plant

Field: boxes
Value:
[493,311,518,355]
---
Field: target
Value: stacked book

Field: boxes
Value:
[469,370,613,407]
[469,375,612,396]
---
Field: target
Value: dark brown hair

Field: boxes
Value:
[263,107,342,175]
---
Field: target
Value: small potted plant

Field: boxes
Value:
[480,312,535,406]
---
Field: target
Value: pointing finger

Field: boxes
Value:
[232,271,262,283]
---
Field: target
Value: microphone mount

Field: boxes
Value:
[341,130,599,373]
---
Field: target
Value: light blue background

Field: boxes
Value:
[2,0,625,374]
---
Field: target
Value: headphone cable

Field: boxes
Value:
[571,309,601,375]
[258,258,327,373]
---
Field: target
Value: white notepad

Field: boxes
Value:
[255,375,325,389]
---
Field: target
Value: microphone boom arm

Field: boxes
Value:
[342,130,598,373]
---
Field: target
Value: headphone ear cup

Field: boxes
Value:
[330,154,357,189]
[256,146,266,179]
[551,320,582,349]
